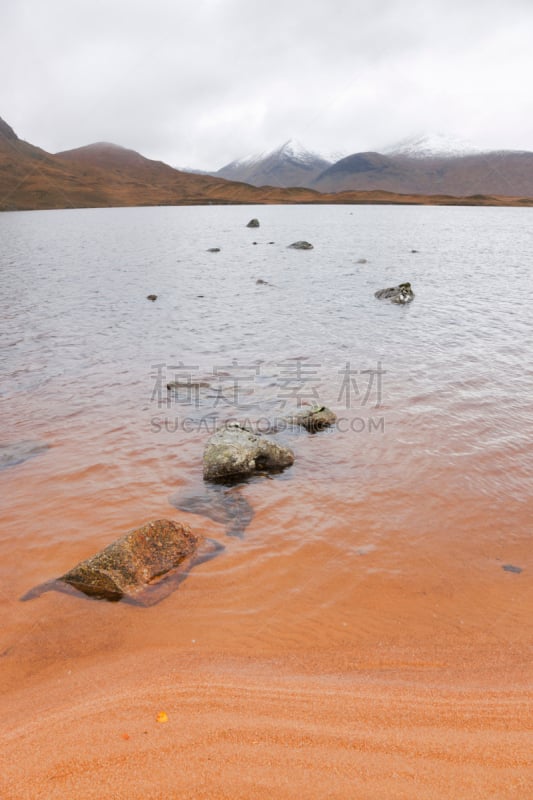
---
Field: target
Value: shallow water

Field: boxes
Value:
[0,203,532,673]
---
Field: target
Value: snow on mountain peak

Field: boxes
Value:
[383,133,486,159]
[278,138,312,158]
[226,139,334,169]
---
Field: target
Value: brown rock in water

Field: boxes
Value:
[146,294,157,301]
[59,520,208,601]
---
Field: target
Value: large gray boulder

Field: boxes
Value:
[203,423,294,481]
[247,218,260,228]
[58,519,216,601]
[374,282,414,304]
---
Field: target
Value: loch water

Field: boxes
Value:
[0,203,532,668]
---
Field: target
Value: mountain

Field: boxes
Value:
[1,116,531,211]
[214,133,533,196]
[312,147,533,196]
[0,117,96,210]
[0,117,18,142]
[0,122,327,210]
[216,139,333,187]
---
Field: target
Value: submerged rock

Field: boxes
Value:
[374,282,415,304]
[167,379,211,390]
[207,247,221,253]
[170,485,255,538]
[288,240,313,250]
[256,278,269,285]
[247,218,260,228]
[53,520,218,602]
[0,440,49,471]
[286,405,337,432]
[203,422,294,482]
[146,294,157,301]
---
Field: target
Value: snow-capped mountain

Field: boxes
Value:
[215,133,533,194]
[383,133,487,159]
[215,139,333,187]
[312,139,533,196]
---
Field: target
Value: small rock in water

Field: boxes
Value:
[256,278,269,285]
[207,247,221,253]
[146,294,158,302]
[167,378,211,390]
[411,249,419,253]
[356,258,368,264]
[502,564,523,574]
[288,241,313,250]
[0,440,49,470]
[247,218,260,228]
[374,282,415,304]
[203,423,294,482]
[286,406,337,432]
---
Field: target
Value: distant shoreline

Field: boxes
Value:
[2,192,533,212]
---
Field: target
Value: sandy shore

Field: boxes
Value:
[1,571,531,799]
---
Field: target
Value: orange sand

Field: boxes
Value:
[1,514,531,799]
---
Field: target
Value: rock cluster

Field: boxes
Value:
[25,212,420,605]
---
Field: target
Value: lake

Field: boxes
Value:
[1,203,532,796]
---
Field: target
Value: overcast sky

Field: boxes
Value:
[1,0,532,169]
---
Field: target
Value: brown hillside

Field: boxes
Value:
[313,151,533,196]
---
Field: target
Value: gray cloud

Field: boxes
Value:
[1,0,532,169]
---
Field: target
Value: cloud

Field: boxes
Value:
[1,0,532,168]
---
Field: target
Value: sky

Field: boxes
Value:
[1,0,533,169]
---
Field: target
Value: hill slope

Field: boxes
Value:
[313,150,533,196]
[0,124,322,210]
